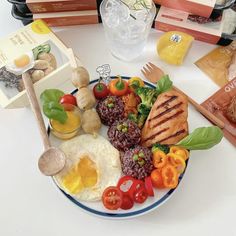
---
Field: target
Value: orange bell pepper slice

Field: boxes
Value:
[109,76,128,96]
[161,164,178,189]
[167,153,186,174]
[152,150,167,169]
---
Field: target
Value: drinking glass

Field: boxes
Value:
[100,0,156,61]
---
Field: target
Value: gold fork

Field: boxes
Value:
[142,62,225,129]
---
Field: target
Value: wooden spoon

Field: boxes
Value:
[22,72,66,176]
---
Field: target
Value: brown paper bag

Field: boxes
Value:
[195,41,236,87]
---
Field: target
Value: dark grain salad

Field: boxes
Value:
[96,96,125,126]
[121,145,154,180]
[107,118,141,151]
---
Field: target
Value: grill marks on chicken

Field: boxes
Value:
[141,90,188,147]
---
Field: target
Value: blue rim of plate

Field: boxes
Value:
[48,76,189,218]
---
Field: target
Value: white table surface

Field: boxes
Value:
[0,1,236,236]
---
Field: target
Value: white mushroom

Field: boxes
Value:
[31,70,45,82]
[76,87,96,110]
[38,52,52,62]
[48,53,57,69]
[34,60,50,70]
[82,109,102,135]
[44,66,55,76]
[71,66,90,89]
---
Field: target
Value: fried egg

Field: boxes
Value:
[54,134,122,201]
[6,51,34,75]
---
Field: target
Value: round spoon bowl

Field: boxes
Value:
[38,147,66,176]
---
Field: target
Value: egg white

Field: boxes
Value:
[6,51,34,75]
[54,134,122,201]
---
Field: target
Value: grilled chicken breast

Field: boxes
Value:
[141,90,188,147]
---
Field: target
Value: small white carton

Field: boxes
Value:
[0,20,81,108]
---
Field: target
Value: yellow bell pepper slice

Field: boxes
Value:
[167,153,186,174]
[170,146,189,161]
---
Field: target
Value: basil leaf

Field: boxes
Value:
[156,75,173,94]
[40,89,64,104]
[176,126,223,150]
[43,101,67,124]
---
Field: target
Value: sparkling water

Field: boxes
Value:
[100,0,156,61]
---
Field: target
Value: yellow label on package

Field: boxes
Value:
[0,20,59,67]
[0,20,81,108]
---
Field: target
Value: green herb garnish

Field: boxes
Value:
[40,89,67,123]
[156,75,173,95]
[176,126,223,150]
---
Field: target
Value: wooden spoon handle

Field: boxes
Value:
[22,72,51,149]
[173,86,225,129]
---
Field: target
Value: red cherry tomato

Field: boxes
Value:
[59,94,77,106]
[133,187,148,204]
[102,186,123,210]
[120,194,134,210]
[117,176,136,198]
[144,176,154,197]
[93,82,109,99]
[130,180,145,192]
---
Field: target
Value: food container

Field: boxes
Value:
[11,4,100,27]
[215,0,235,10]
[155,5,236,45]
[154,0,235,18]
[26,0,98,13]
[50,104,81,140]
[7,0,31,14]
[11,4,33,25]
[0,20,83,108]
[33,10,99,27]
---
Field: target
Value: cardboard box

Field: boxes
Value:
[155,6,224,44]
[0,20,82,108]
[33,10,99,27]
[26,0,97,13]
[154,0,216,18]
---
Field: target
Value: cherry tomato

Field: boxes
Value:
[59,94,77,106]
[133,187,148,204]
[93,82,109,99]
[117,176,136,197]
[144,176,154,197]
[129,179,145,198]
[128,77,145,92]
[161,164,179,189]
[151,169,165,189]
[102,186,123,210]
[152,150,168,169]
[120,194,134,210]
[109,76,128,96]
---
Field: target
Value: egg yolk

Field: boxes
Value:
[14,54,31,68]
[62,156,98,194]
[51,110,81,133]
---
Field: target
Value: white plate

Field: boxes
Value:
[48,76,189,219]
